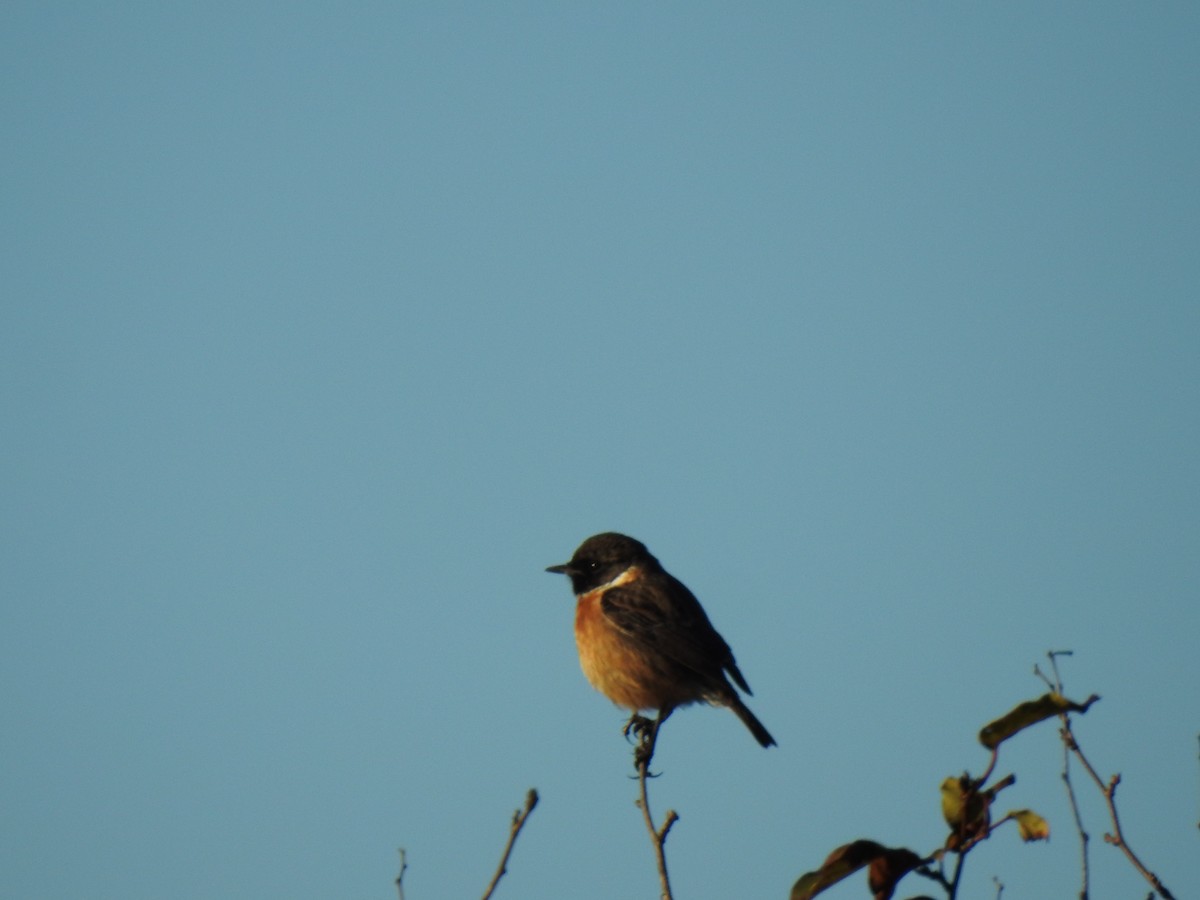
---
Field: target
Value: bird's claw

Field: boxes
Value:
[633,742,662,775]
[623,714,657,742]
[622,714,663,772]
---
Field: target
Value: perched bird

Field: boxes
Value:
[546,532,775,753]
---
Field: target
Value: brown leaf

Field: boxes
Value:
[978,692,1099,750]
[867,848,924,900]
[790,840,887,900]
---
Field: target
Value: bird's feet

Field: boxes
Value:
[623,714,662,773]
[633,737,659,773]
[623,713,657,742]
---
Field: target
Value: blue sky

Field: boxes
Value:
[3,4,1197,898]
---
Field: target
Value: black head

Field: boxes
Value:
[545,532,657,594]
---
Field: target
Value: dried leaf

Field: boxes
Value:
[1010,808,1051,842]
[867,848,923,900]
[790,840,886,900]
[940,776,965,827]
[978,692,1099,749]
[940,776,989,829]
[940,775,991,850]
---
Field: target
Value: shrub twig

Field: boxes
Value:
[1045,652,1176,900]
[481,788,539,900]
[395,848,407,900]
[633,725,678,899]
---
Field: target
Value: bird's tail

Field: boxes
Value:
[728,694,776,748]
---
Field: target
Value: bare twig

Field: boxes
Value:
[1098,774,1176,899]
[1047,649,1073,691]
[1042,647,1094,898]
[636,759,679,900]
[633,726,678,900]
[1048,655,1176,900]
[1058,726,1091,900]
[395,848,407,900]
[993,874,1005,900]
[947,840,968,900]
[983,810,1024,839]
[1033,663,1055,692]
[976,746,1001,789]
[1042,651,1092,900]
[481,788,539,900]
[914,853,952,893]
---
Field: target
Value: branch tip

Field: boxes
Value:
[480,788,540,900]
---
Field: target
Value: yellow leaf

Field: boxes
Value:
[1010,808,1051,842]
[939,777,965,827]
[940,776,989,829]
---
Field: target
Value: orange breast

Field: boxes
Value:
[574,588,667,711]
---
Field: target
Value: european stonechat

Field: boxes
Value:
[547,532,775,751]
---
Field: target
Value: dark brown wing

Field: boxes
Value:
[600,573,752,695]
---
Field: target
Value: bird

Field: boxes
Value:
[546,532,775,758]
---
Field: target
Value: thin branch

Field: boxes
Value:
[1099,774,1176,900]
[636,759,678,900]
[395,848,407,900]
[481,788,539,900]
[633,722,678,900]
[975,746,1000,789]
[1053,667,1176,899]
[947,840,968,900]
[912,850,952,893]
[1033,663,1055,692]
[1047,649,1072,691]
[1058,724,1091,899]
[1044,651,1091,900]
[984,810,1025,839]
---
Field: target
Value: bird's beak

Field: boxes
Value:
[545,563,571,575]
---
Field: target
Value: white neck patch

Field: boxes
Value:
[596,565,640,591]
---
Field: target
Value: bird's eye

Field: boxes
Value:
[587,561,600,571]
